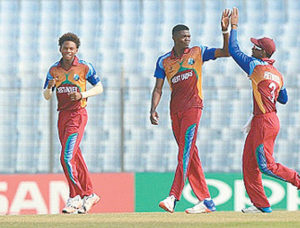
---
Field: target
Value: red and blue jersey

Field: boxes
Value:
[43,56,100,111]
[154,46,216,114]
[249,61,283,115]
[229,29,287,116]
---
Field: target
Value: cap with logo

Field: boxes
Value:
[250,37,276,56]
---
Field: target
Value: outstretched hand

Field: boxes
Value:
[221,9,231,31]
[230,7,239,27]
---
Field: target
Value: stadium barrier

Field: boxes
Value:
[0,173,134,214]
[0,173,299,214]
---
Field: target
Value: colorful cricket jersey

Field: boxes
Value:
[43,56,100,111]
[154,46,216,113]
[229,29,285,116]
[228,28,300,209]
[250,63,283,115]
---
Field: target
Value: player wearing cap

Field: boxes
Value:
[150,10,231,214]
[229,8,300,213]
[43,33,103,214]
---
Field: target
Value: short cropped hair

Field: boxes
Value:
[58,32,81,48]
[172,24,190,36]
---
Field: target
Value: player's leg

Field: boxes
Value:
[242,117,271,213]
[263,153,300,188]
[170,108,206,200]
[65,108,90,196]
[187,139,210,200]
[59,109,89,213]
[188,147,210,199]
[60,111,87,197]
[67,108,93,197]
[58,111,79,198]
[169,110,186,200]
[182,108,215,213]
[75,147,93,196]
[58,111,83,213]
[185,145,216,214]
[75,146,100,214]
[258,114,300,188]
[158,112,180,213]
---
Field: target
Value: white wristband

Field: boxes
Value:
[222,30,229,34]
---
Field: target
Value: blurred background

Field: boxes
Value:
[1,0,300,175]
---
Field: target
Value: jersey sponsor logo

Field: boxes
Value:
[171,71,193,84]
[57,86,78,94]
[188,58,195,65]
[264,72,280,84]
[73,74,80,81]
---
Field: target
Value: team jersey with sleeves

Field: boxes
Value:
[229,29,284,116]
[154,46,216,114]
[43,56,100,111]
[249,61,283,115]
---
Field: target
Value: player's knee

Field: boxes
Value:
[265,162,278,173]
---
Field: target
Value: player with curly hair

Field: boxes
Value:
[43,32,103,214]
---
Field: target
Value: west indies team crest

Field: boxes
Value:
[73,74,80,81]
[188,58,195,65]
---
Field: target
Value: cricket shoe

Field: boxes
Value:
[241,205,272,213]
[185,199,216,214]
[159,195,177,213]
[62,195,83,214]
[78,193,100,214]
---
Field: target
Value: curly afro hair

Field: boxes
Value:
[58,32,80,48]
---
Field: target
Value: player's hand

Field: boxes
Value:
[47,78,56,89]
[150,111,159,125]
[68,92,82,101]
[221,8,231,31]
[231,7,239,27]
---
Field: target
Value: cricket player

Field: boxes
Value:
[43,33,103,214]
[229,7,300,213]
[150,10,231,214]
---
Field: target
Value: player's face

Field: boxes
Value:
[60,41,78,61]
[251,45,264,58]
[173,30,191,49]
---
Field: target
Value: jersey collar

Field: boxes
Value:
[58,56,79,67]
[170,47,190,59]
[261,57,275,65]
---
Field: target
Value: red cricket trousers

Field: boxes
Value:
[58,108,93,198]
[169,107,210,201]
[243,112,300,208]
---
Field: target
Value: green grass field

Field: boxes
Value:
[1,211,300,228]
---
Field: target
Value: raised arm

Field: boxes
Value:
[215,9,231,58]
[229,7,253,75]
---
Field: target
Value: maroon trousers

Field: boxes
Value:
[58,108,93,198]
[169,107,210,201]
[243,112,300,208]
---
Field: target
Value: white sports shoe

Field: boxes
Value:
[185,199,216,214]
[62,195,83,214]
[241,205,272,213]
[78,193,100,214]
[159,195,176,213]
